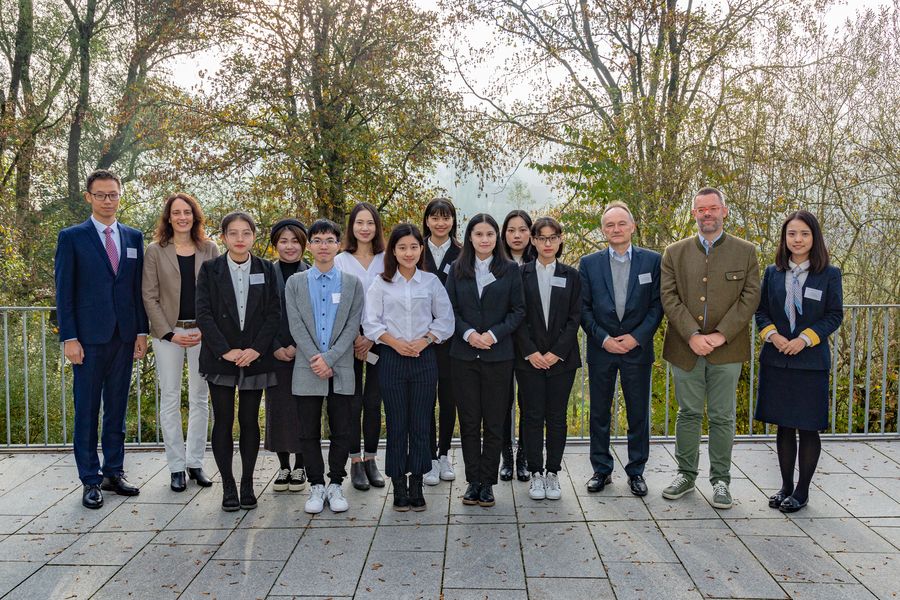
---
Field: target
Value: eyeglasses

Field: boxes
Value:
[534,235,561,244]
[694,206,722,215]
[90,192,121,201]
[309,239,339,246]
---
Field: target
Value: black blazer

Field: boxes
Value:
[514,261,582,374]
[756,264,843,371]
[579,246,663,365]
[196,254,281,376]
[424,239,461,285]
[271,259,309,353]
[445,261,526,362]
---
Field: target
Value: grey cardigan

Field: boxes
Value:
[284,269,364,396]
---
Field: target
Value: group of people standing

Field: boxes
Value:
[55,169,843,517]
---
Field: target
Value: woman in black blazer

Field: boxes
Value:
[196,211,281,512]
[446,213,526,507]
[422,198,462,485]
[514,217,582,501]
[755,210,843,513]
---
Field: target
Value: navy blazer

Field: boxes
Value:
[445,261,526,363]
[54,219,149,344]
[756,264,843,371]
[514,261,582,374]
[579,246,663,365]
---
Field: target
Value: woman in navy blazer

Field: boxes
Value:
[514,217,582,501]
[755,210,843,513]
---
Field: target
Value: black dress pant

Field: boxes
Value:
[453,357,514,485]
[379,346,437,478]
[209,383,263,483]
[502,372,526,448]
[430,341,456,459]
[518,369,577,473]
[296,381,353,486]
[588,359,651,477]
[351,350,381,455]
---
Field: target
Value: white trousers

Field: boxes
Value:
[154,328,209,472]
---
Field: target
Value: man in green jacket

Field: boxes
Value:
[660,187,761,509]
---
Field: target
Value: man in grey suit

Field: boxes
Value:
[285,219,364,515]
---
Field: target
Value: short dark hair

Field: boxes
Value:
[774,210,830,273]
[221,211,257,235]
[86,169,121,192]
[453,213,513,279]
[308,218,341,240]
[694,186,725,205]
[501,209,536,262]
[422,197,460,246]
[531,216,564,258]
[381,223,425,282]
[343,202,385,254]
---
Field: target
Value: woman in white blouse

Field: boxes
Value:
[334,202,386,490]
[364,224,454,511]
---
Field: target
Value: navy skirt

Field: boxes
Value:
[755,364,829,431]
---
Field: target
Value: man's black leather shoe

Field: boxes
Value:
[187,467,213,487]
[82,484,103,509]
[478,484,495,507]
[499,445,514,481]
[101,475,140,496]
[628,475,648,497]
[586,473,612,493]
[462,482,481,505]
[170,471,187,492]
[515,445,530,482]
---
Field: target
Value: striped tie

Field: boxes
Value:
[104,226,119,274]
[784,267,803,332]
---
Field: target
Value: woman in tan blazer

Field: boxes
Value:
[142,192,219,492]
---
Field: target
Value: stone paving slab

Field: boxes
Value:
[355,550,443,599]
[92,543,217,599]
[604,561,703,600]
[2,564,117,600]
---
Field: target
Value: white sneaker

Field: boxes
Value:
[423,460,441,486]
[545,472,561,500]
[325,483,349,513]
[529,473,546,500]
[439,455,456,481]
[305,484,325,514]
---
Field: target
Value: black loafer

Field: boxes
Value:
[586,473,612,493]
[768,489,791,509]
[101,475,140,496]
[628,475,648,497]
[478,484,495,507]
[462,482,481,505]
[82,484,103,509]
[187,467,213,487]
[170,471,187,492]
[778,496,808,513]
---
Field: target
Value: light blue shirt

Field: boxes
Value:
[307,265,342,353]
[698,231,723,255]
[609,244,633,263]
[90,215,121,258]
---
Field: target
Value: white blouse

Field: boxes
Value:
[363,268,454,344]
[334,251,385,297]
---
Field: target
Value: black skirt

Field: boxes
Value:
[755,364,829,431]
[264,360,303,452]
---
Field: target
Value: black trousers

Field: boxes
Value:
[518,368,577,473]
[588,359,651,477]
[502,371,526,448]
[379,346,437,478]
[453,357,514,485]
[208,383,263,483]
[430,341,456,459]
[351,351,381,455]
[296,381,353,486]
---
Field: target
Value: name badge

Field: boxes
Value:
[483,273,497,286]
[443,263,452,274]
[249,273,265,285]
[804,287,823,301]
[331,292,342,304]
[126,247,137,259]
[365,351,379,365]
[638,272,652,285]
[551,276,567,288]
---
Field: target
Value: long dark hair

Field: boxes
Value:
[453,213,512,279]
[381,223,426,282]
[343,202,385,255]
[422,197,460,246]
[501,209,536,262]
[154,192,209,246]
[774,210,829,273]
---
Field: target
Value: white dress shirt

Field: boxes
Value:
[227,254,251,330]
[535,259,556,328]
[428,237,452,269]
[463,256,499,344]
[90,215,121,258]
[334,251,385,297]
[363,268,454,343]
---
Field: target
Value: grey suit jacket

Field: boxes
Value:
[284,269,364,396]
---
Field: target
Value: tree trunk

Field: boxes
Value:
[66,0,98,217]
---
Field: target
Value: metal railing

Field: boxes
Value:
[1,304,898,448]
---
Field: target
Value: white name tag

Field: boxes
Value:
[483,273,496,286]
[443,263,452,274]
[551,276,567,288]
[638,272,652,284]
[365,351,379,365]
[804,287,823,301]
[331,292,342,304]
[126,247,137,259]
[249,273,265,285]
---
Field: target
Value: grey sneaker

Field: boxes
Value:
[661,474,695,500]
[710,480,732,509]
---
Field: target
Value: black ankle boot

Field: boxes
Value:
[408,475,426,511]
[222,479,239,512]
[462,482,481,505]
[239,478,257,510]
[515,444,530,482]
[392,476,410,512]
[499,445,514,481]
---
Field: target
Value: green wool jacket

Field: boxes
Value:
[660,233,761,371]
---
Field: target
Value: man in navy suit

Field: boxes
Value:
[579,201,663,496]
[55,169,149,508]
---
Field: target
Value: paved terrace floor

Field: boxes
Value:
[0,440,898,599]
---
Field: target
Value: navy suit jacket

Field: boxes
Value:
[756,265,843,371]
[579,246,663,365]
[55,219,149,344]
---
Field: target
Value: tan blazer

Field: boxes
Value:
[142,239,220,339]
[660,233,761,371]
